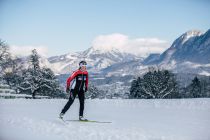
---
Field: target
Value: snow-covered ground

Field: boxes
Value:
[0,98,210,140]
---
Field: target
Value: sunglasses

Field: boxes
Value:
[80,64,87,67]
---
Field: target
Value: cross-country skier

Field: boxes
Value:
[59,61,88,121]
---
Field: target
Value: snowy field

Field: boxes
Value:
[0,98,210,140]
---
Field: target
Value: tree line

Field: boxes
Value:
[129,68,210,99]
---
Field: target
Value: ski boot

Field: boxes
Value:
[79,116,88,121]
[59,113,64,119]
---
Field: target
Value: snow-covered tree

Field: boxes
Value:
[39,67,64,98]
[19,49,64,98]
[0,40,26,94]
[206,77,210,97]
[130,78,141,98]
[187,77,202,98]
[85,83,103,99]
[19,68,42,98]
[0,40,11,84]
[30,49,40,70]
[130,70,178,99]
[3,57,24,93]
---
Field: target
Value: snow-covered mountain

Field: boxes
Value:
[100,29,210,80]
[48,47,142,74]
[142,53,160,65]
[142,29,210,76]
[159,30,209,64]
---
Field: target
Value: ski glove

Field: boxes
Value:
[66,87,70,93]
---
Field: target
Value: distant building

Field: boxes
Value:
[0,84,15,94]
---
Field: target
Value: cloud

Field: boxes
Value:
[10,45,49,57]
[92,33,169,57]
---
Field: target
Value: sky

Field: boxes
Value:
[0,0,210,57]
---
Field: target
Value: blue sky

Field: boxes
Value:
[0,0,210,56]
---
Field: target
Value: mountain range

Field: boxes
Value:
[44,29,210,77]
[48,46,143,74]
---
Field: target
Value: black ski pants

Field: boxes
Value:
[61,89,85,117]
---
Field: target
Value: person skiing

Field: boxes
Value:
[59,60,88,121]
